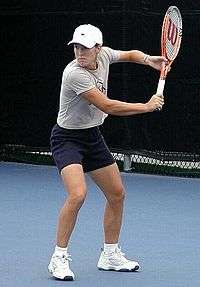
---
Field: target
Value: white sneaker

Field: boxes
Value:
[48,253,75,281]
[97,247,140,272]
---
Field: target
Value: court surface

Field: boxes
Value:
[0,162,200,287]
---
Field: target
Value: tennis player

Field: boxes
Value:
[48,24,166,281]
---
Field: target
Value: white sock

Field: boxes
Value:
[103,243,118,254]
[54,245,68,256]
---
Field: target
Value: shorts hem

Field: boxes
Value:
[85,160,116,173]
[58,161,82,173]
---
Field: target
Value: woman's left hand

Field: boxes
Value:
[146,56,169,71]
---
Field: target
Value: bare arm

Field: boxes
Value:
[81,88,164,116]
[118,50,149,64]
[118,50,168,70]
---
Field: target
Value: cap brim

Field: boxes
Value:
[67,39,94,49]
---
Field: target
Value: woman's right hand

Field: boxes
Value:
[146,94,164,112]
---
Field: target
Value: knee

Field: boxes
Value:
[109,186,125,205]
[68,191,87,208]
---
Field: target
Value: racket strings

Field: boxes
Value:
[165,8,182,61]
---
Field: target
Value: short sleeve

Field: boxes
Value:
[102,47,121,64]
[67,69,96,95]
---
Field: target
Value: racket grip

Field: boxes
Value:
[156,79,165,95]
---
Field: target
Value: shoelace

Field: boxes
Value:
[54,254,72,266]
[105,247,129,264]
[115,247,129,263]
[62,254,72,262]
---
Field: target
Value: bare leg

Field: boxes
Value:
[89,163,125,243]
[56,164,87,247]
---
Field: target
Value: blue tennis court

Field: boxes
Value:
[1,162,199,287]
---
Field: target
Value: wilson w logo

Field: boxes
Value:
[167,18,178,45]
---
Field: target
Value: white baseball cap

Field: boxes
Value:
[68,24,103,48]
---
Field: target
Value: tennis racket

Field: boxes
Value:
[156,6,182,95]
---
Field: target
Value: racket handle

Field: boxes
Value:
[156,79,165,95]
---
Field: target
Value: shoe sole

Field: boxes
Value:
[48,268,74,281]
[54,276,74,281]
[98,265,140,272]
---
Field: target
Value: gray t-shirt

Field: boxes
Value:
[57,47,120,129]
